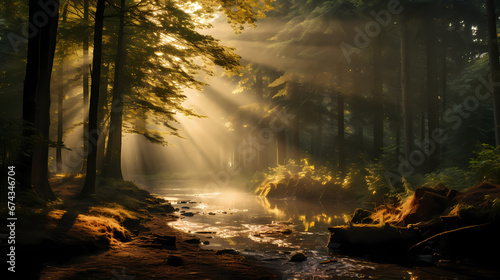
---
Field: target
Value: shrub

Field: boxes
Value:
[254,159,336,198]
[423,167,475,190]
[469,144,500,184]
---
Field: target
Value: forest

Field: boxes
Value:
[1,0,500,279]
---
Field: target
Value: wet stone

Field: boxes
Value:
[290,252,307,262]
[216,249,239,255]
[166,255,184,266]
[184,238,200,244]
[320,259,338,264]
[152,234,176,248]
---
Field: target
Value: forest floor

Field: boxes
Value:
[9,176,281,280]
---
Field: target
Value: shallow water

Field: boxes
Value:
[134,178,498,279]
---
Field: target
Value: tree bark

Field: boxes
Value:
[276,129,286,165]
[337,90,345,175]
[56,59,64,173]
[96,62,110,173]
[401,17,413,159]
[486,0,500,147]
[19,0,41,191]
[291,111,300,163]
[24,0,60,200]
[103,0,126,179]
[373,36,384,159]
[80,0,90,173]
[426,15,440,170]
[80,0,106,197]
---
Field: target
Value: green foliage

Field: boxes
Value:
[253,159,337,197]
[342,164,367,192]
[365,146,398,196]
[469,144,500,183]
[444,56,495,164]
[423,167,475,190]
[491,198,500,221]
[265,159,333,185]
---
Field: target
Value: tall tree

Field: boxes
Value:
[372,36,384,159]
[80,0,106,196]
[401,16,413,160]
[103,0,126,180]
[486,0,500,147]
[426,13,440,170]
[336,63,346,175]
[337,90,345,174]
[22,0,60,200]
[56,59,64,173]
[80,0,90,173]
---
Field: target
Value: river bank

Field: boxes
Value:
[3,176,280,280]
[328,182,500,270]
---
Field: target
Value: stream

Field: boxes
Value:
[134,178,497,279]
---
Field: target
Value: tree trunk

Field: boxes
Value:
[292,113,300,163]
[373,36,384,159]
[426,15,440,170]
[80,0,90,173]
[401,17,413,159]
[314,118,323,158]
[80,0,106,197]
[96,62,110,173]
[56,60,64,173]
[440,47,447,115]
[23,0,59,200]
[276,129,286,165]
[486,0,500,147]
[19,0,41,191]
[104,0,126,179]
[337,90,345,175]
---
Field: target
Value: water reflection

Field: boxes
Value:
[258,196,355,232]
[133,179,498,279]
